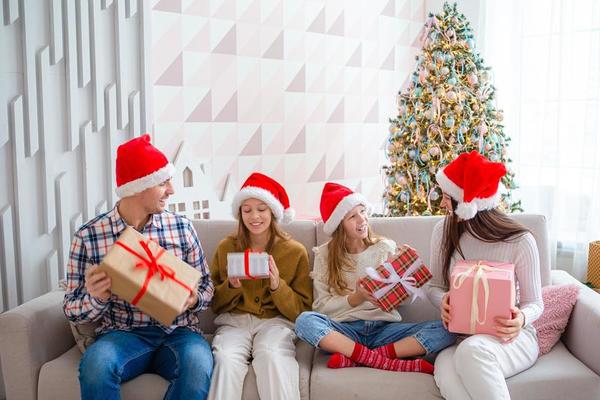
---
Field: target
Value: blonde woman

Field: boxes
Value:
[208,172,312,400]
[295,182,455,372]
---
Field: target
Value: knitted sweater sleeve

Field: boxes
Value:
[311,246,354,316]
[270,242,313,322]
[425,220,448,310]
[514,233,544,325]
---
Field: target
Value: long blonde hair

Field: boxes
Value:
[326,223,381,295]
[229,210,290,252]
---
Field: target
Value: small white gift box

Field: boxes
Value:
[226,250,270,280]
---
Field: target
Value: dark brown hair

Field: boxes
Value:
[440,198,529,286]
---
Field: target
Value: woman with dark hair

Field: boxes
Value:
[427,151,543,400]
[295,182,455,373]
[208,172,312,400]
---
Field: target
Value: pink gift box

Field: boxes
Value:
[448,260,515,336]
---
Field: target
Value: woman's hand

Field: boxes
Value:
[495,306,525,343]
[348,279,379,307]
[268,255,280,291]
[441,293,452,328]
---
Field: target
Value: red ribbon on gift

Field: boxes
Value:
[115,239,193,305]
[243,248,259,279]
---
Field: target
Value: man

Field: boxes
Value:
[63,134,214,400]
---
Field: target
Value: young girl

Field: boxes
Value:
[428,151,543,400]
[208,173,312,400]
[295,182,455,373]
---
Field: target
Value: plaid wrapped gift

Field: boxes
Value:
[360,245,432,312]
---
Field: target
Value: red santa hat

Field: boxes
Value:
[231,172,295,224]
[435,150,507,220]
[115,134,175,198]
[320,182,371,236]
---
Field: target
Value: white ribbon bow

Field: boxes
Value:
[452,261,505,334]
[365,258,427,305]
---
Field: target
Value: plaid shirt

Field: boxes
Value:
[63,205,214,334]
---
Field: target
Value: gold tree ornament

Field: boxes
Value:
[382,2,523,217]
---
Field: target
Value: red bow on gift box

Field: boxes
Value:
[115,240,193,305]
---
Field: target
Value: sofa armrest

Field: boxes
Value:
[551,270,600,376]
[0,290,74,400]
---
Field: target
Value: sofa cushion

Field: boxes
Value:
[38,339,314,400]
[69,321,100,353]
[506,341,600,400]
[310,349,442,400]
[533,284,579,355]
[309,341,599,400]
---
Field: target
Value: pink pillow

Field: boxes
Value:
[532,284,579,355]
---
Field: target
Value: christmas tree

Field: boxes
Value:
[382,2,522,216]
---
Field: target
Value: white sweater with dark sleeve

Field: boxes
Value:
[425,219,544,326]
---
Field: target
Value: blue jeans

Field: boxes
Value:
[79,326,213,400]
[295,311,456,355]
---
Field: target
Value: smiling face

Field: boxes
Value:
[136,178,175,214]
[341,204,369,241]
[240,197,273,237]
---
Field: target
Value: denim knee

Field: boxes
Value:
[295,311,332,347]
[413,320,457,354]
[79,341,121,386]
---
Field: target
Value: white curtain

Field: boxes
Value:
[481,0,600,280]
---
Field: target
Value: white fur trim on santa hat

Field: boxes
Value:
[435,169,464,204]
[115,163,175,198]
[283,208,295,224]
[323,193,371,236]
[455,202,478,220]
[231,186,294,224]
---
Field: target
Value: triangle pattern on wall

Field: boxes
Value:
[156,54,183,86]
[186,90,212,122]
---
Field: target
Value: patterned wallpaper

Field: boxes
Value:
[151,0,426,218]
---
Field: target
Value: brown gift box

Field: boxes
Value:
[587,241,600,289]
[98,227,201,326]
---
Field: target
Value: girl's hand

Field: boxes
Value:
[348,279,379,307]
[495,306,525,343]
[268,255,280,291]
[227,277,242,288]
[441,293,452,328]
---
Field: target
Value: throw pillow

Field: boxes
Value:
[532,284,579,355]
[60,279,100,353]
[70,321,100,353]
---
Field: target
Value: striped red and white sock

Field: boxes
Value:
[327,343,434,374]
[327,343,396,368]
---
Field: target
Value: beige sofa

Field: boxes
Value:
[1,215,599,400]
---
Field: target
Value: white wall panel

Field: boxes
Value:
[49,0,63,64]
[76,0,91,88]
[19,0,38,157]
[3,0,19,25]
[0,0,151,311]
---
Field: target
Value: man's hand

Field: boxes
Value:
[85,265,112,301]
[182,289,199,311]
